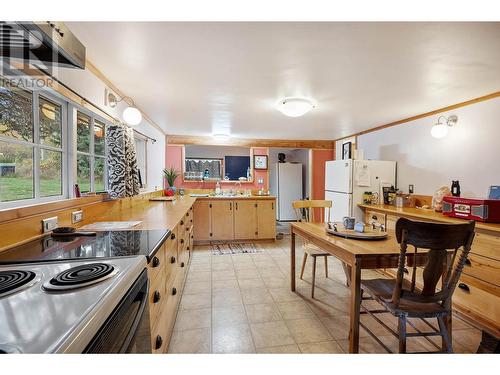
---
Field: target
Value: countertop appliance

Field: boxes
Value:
[442,196,500,222]
[0,256,150,353]
[0,229,170,264]
[0,22,86,69]
[325,159,397,222]
[270,162,303,221]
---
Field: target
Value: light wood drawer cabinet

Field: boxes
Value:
[460,253,500,288]
[193,198,276,242]
[452,282,500,336]
[147,243,166,283]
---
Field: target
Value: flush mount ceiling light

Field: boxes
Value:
[106,90,143,126]
[431,115,458,139]
[276,97,316,117]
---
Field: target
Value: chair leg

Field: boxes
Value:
[299,253,308,280]
[311,256,317,299]
[324,256,328,278]
[398,316,407,353]
[437,316,453,353]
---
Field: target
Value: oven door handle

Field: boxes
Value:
[120,278,150,353]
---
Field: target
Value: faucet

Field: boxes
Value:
[234,181,242,195]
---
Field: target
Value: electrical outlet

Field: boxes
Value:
[257,178,264,185]
[409,184,414,194]
[72,210,83,224]
[42,217,58,233]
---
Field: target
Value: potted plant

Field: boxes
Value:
[163,167,180,196]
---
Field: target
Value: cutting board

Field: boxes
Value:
[325,223,388,240]
[149,196,176,202]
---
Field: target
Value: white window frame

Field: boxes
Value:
[0,87,68,209]
[71,105,109,195]
[134,132,148,190]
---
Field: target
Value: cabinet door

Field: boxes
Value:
[210,200,234,240]
[234,200,258,240]
[193,201,211,240]
[257,200,276,239]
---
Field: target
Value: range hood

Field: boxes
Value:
[0,21,86,69]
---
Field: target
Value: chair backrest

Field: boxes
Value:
[292,200,332,223]
[392,217,475,307]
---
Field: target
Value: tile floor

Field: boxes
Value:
[168,235,482,354]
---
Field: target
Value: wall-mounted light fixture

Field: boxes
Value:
[431,115,458,139]
[106,90,143,126]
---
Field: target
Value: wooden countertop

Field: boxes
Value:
[193,195,276,200]
[99,196,197,231]
[359,203,500,235]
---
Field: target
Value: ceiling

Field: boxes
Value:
[67,22,500,140]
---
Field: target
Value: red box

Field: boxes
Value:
[442,196,500,222]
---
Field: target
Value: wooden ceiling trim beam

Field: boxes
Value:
[166,135,334,149]
[335,90,500,142]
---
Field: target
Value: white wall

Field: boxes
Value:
[56,67,165,192]
[357,97,500,198]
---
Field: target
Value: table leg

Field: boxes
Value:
[349,259,362,353]
[290,231,296,292]
[442,253,453,350]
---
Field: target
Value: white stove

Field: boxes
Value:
[0,256,148,353]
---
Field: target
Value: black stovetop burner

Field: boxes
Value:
[0,270,37,298]
[43,263,116,291]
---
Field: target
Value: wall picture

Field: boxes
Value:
[253,155,268,170]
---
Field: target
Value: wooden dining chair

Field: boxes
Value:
[292,199,333,298]
[359,217,476,353]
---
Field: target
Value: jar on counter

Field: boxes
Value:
[395,191,404,208]
[363,192,373,204]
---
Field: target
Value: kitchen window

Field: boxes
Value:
[76,111,107,193]
[0,80,66,205]
[134,134,147,189]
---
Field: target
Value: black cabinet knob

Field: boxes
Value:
[153,290,161,303]
[180,239,184,244]
[186,212,190,217]
[152,256,160,267]
[181,262,185,268]
[155,335,163,350]
[187,246,190,251]
[171,233,176,240]
[186,227,189,231]
[191,235,194,239]
[172,287,177,295]
[170,256,176,264]
[180,220,184,225]
[190,219,193,223]
[458,283,470,292]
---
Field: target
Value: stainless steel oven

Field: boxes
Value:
[83,269,151,353]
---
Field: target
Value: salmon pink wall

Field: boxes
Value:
[311,149,334,200]
[165,145,269,190]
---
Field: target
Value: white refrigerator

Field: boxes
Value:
[270,162,303,221]
[324,159,396,223]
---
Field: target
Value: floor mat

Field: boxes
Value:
[211,242,263,255]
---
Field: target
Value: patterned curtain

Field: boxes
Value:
[106,125,140,198]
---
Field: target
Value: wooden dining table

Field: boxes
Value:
[290,222,449,353]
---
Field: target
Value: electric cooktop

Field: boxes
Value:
[0,229,171,264]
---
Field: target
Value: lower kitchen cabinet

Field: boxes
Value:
[193,198,276,242]
[211,201,234,240]
[234,200,258,239]
[147,203,195,353]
